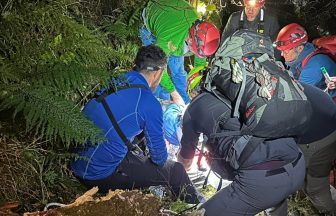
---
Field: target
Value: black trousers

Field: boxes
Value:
[78,151,198,203]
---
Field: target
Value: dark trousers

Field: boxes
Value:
[78,151,198,203]
[299,130,336,213]
[200,153,305,216]
[267,131,336,215]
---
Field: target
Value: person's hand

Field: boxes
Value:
[177,152,193,171]
[170,90,185,106]
[326,76,336,90]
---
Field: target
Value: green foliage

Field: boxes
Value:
[290,0,336,35]
[169,199,190,213]
[288,191,319,216]
[0,0,149,212]
[1,86,105,146]
[199,184,217,199]
[0,0,140,145]
[0,134,86,211]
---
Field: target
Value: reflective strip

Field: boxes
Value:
[255,104,266,124]
[142,8,150,32]
[233,59,247,118]
[260,9,264,22]
[279,77,293,101]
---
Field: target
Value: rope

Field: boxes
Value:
[43,202,66,211]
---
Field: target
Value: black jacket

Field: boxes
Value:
[297,83,336,144]
[221,9,280,43]
[180,92,299,170]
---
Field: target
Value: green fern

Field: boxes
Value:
[0,85,104,146]
[0,0,122,145]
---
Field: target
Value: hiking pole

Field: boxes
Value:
[202,169,212,189]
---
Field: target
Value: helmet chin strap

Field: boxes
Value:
[193,19,204,57]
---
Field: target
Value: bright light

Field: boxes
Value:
[245,0,257,7]
[244,0,257,7]
[197,2,207,14]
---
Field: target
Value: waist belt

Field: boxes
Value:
[265,152,302,177]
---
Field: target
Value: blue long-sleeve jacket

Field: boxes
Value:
[71,71,168,180]
[286,42,336,97]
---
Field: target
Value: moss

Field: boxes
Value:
[199,185,217,199]
[288,191,319,216]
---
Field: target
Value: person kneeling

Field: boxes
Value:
[71,45,199,204]
[178,91,305,215]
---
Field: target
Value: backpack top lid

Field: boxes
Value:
[215,30,274,71]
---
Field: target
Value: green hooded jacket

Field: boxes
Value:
[145,0,206,93]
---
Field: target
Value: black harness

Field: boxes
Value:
[94,84,148,151]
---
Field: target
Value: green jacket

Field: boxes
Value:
[145,0,206,93]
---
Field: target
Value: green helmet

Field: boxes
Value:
[187,65,206,97]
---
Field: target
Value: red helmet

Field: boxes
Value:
[189,20,220,58]
[275,23,308,51]
[243,0,265,7]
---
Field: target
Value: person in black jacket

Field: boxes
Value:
[177,91,305,216]
[221,0,279,43]
[267,83,336,215]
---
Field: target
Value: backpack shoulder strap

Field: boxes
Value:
[233,59,247,118]
[301,49,321,69]
[299,48,331,78]
[257,9,265,35]
[239,11,244,29]
[95,84,147,151]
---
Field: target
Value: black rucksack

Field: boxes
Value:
[204,30,313,138]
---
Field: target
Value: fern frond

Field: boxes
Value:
[0,86,104,146]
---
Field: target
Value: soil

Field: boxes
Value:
[23,189,163,216]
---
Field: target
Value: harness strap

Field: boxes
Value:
[209,128,264,169]
[238,136,265,166]
[239,11,244,29]
[95,84,147,151]
[210,130,243,139]
[257,9,265,34]
[297,49,330,78]
[95,84,147,102]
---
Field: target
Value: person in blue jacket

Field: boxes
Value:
[275,23,336,98]
[163,103,184,160]
[71,45,199,203]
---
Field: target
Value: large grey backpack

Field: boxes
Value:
[204,30,312,138]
